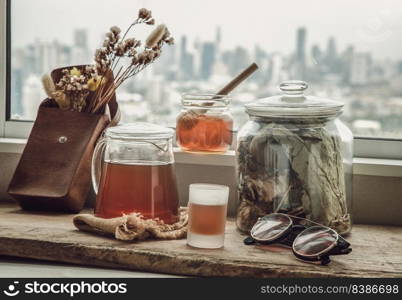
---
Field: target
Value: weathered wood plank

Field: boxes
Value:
[0,204,401,277]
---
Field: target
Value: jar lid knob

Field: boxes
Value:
[279,80,308,94]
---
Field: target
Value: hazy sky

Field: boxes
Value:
[11,0,402,59]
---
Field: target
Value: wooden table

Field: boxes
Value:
[0,204,401,277]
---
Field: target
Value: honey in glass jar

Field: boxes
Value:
[176,94,233,152]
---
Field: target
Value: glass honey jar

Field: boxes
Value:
[176,94,233,152]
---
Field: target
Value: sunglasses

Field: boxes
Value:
[243,213,352,265]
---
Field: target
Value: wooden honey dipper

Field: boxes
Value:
[178,63,259,130]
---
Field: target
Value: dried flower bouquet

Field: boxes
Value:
[42,8,174,114]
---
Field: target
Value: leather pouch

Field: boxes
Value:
[7,65,118,213]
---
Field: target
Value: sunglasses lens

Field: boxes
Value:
[251,213,292,241]
[293,226,338,257]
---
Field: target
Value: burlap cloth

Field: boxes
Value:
[73,207,188,241]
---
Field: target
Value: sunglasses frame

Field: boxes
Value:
[246,213,351,265]
[250,213,294,244]
[292,225,339,264]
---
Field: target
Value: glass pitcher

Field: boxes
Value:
[91,122,179,224]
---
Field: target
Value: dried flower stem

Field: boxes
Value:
[110,20,140,72]
[92,63,149,112]
[90,8,173,113]
[44,8,171,114]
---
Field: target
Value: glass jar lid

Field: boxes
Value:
[182,93,230,108]
[105,122,174,140]
[245,81,344,119]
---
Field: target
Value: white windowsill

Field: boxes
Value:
[1,137,402,177]
[0,138,27,153]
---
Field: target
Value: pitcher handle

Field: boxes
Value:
[91,137,107,195]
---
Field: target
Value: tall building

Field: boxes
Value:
[180,36,194,80]
[22,75,44,120]
[72,29,91,64]
[254,45,267,65]
[200,42,216,80]
[309,44,323,81]
[341,45,354,83]
[269,53,284,85]
[11,49,25,116]
[28,40,45,74]
[11,69,24,117]
[145,78,165,108]
[180,35,188,66]
[155,42,177,80]
[74,29,88,49]
[325,36,338,72]
[311,44,322,64]
[58,44,72,67]
[215,26,222,59]
[254,45,268,82]
[41,42,59,72]
[350,52,371,85]
[209,27,230,82]
[295,27,307,80]
[229,46,249,76]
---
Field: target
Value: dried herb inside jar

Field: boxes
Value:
[236,118,351,235]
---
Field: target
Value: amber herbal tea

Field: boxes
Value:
[95,162,179,224]
[188,202,227,235]
[187,183,229,249]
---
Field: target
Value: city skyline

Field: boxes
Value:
[12,25,401,83]
[8,1,402,138]
[11,0,402,60]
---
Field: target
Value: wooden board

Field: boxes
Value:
[0,204,401,278]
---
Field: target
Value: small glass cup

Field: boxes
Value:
[187,183,229,249]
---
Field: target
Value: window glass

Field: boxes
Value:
[9,0,402,138]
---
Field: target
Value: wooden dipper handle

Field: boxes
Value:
[217,62,259,96]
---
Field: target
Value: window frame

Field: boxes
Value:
[1,0,402,159]
[1,0,33,138]
[0,0,6,138]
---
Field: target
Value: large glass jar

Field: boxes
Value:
[176,94,233,152]
[236,81,353,235]
[92,123,179,224]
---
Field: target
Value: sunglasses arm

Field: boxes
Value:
[243,236,257,245]
[323,237,352,258]
[318,247,352,265]
[320,256,331,266]
[327,246,352,256]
